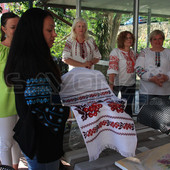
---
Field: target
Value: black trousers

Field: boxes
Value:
[113,84,136,116]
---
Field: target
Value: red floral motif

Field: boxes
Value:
[75,102,103,121]
[108,55,119,71]
[107,100,125,113]
[83,119,135,139]
[121,51,136,73]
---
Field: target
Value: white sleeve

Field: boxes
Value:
[62,38,73,60]
[164,49,170,81]
[89,37,102,59]
[135,49,151,80]
[107,49,119,75]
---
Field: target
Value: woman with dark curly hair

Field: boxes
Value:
[107,31,137,116]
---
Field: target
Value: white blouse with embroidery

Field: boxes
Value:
[62,36,101,71]
[107,48,136,86]
[135,48,170,95]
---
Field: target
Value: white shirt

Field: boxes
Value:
[135,48,170,95]
[62,36,101,71]
[107,48,136,86]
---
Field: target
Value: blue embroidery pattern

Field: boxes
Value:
[135,66,147,78]
[24,77,69,134]
[32,106,68,133]
[24,78,52,105]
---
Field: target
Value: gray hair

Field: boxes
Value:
[149,30,165,42]
[70,17,89,40]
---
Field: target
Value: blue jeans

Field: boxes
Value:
[24,154,60,170]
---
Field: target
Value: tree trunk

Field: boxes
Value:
[108,13,122,50]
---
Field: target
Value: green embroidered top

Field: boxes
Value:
[0,43,17,117]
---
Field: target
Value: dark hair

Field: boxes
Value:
[117,31,135,49]
[4,8,61,86]
[1,12,19,41]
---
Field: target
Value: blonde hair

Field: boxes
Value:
[149,30,165,42]
[70,17,89,40]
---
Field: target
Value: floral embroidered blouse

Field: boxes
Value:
[62,36,102,71]
[107,48,136,86]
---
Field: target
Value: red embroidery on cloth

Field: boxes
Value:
[82,120,135,139]
[107,100,125,113]
[80,115,132,129]
[75,102,103,121]
[76,39,87,59]
[75,42,77,56]
[86,129,136,143]
[122,51,136,73]
[108,55,119,71]
[64,40,72,52]
[62,90,111,103]
[86,41,92,55]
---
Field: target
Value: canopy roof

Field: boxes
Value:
[1,0,170,18]
[39,0,170,18]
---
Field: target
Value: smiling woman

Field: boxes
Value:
[135,29,170,107]
[62,17,101,71]
[107,31,137,117]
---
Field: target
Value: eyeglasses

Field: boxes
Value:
[125,37,133,40]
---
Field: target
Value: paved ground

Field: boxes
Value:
[18,120,170,170]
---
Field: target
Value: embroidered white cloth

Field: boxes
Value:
[60,68,137,161]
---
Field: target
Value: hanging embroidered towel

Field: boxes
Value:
[60,68,137,161]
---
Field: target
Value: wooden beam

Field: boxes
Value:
[46,9,72,26]
[39,3,170,18]
[0,0,29,3]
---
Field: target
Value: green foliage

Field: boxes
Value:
[50,8,74,58]
[7,1,37,15]
[137,39,147,52]
[94,13,110,59]
[6,1,170,61]
[120,14,132,25]
[164,39,170,48]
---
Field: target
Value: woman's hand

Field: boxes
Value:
[83,61,93,69]
[108,74,115,91]
[149,76,162,86]
[149,74,168,87]
[157,74,169,85]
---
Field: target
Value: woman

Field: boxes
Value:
[135,29,170,107]
[4,8,69,170]
[107,31,136,116]
[62,17,101,71]
[0,12,20,170]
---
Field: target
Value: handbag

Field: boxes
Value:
[137,96,170,134]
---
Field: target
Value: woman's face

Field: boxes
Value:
[124,33,133,48]
[150,34,164,49]
[2,17,19,41]
[74,21,86,37]
[43,16,57,48]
